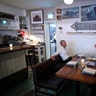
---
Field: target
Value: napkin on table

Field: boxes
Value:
[82,67,96,76]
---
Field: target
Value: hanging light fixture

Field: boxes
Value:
[64,0,74,4]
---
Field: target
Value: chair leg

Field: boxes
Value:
[56,91,59,96]
[35,87,38,96]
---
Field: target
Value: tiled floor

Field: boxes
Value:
[0,71,34,96]
[0,69,91,96]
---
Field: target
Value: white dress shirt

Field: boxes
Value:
[53,47,70,61]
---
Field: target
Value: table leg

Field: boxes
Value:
[76,81,80,96]
[90,84,96,96]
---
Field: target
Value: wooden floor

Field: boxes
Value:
[0,68,91,96]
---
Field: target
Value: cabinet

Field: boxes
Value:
[0,50,27,79]
[0,12,19,30]
[0,49,28,93]
[19,16,30,30]
[35,44,45,63]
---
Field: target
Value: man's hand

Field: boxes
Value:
[50,56,56,60]
[71,55,78,60]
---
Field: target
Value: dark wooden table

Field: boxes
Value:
[56,64,96,96]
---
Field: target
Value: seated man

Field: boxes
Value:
[51,40,76,70]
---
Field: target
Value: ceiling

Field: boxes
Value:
[0,0,89,10]
[0,0,64,9]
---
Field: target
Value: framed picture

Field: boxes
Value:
[81,4,96,21]
[57,15,62,20]
[56,8,61,14]
[31,10,43,24]
[62,7,79,19]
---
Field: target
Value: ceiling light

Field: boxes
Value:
[64,0,74,4]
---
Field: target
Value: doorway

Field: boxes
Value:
[50,23,56,55]
[44,22,56,59]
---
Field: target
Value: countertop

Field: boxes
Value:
[0,43,45,54]
[0,45,30,54]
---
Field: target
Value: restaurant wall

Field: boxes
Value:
[0,2,26,36]
[55,0,96,55]
[44,7,55,21]
[0,2,26,16]
[1,1,96,56]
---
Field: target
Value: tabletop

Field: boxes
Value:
[56,64,96,84]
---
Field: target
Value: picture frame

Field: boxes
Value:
[56,8,61,14]
[81,4,96,21]
[62,7,79,19]
[57,15,62,20]
[32,24,44,34]
[31,10,43,24]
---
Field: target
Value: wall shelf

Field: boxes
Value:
[0,28,19,30]
[32,24,44,34]
[67,32,96,35]
[0,12,19,30]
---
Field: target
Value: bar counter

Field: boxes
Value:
[0,45,31,93]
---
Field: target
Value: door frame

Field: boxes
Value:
[44,21,56,59]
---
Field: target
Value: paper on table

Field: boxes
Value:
[82,67,96,76]
[77,53,85,57]
[86,61,96,66]
[66,61,78,66]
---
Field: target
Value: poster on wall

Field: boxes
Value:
[81,4,96,21]
[31,10,43,24]
[62,7,79,19]
[57,15,62,20]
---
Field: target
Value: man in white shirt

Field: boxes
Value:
[50,40,75,71]
[51,40,73,62]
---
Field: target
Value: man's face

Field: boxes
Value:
[61,40,67,48]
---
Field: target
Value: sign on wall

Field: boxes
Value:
[71,22,96,31]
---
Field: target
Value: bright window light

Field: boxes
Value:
[48,13,54,19]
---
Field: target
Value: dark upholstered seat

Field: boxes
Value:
[38,75,65,90]
[32,56,67,96]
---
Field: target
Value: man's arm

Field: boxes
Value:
[50,48,61,60]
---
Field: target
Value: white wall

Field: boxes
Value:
[44,7,55,21]
[0,2,26,16]
[55,0,96,55]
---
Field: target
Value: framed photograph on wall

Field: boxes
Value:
[62,7,79,19]
[81,4,96,21]
[56,8,61,14]
[57,15,62,20]
[31,10,43,24]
